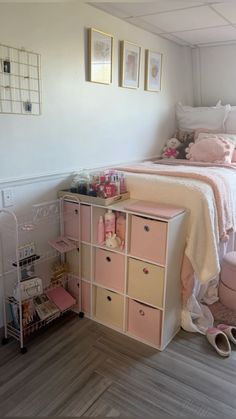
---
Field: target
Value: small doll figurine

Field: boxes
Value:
[161,138,181,159]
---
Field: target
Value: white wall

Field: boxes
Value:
[0,2,193,181]
[192,44,236,106]
[0,2,194,330]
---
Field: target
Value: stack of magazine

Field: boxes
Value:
[33,294,60,320]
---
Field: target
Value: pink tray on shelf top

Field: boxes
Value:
[124,201,185,219]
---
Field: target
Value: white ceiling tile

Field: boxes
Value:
[136,5,228,32]
[89,3,132,18]
[93,1,204,18]
[160,33,193,46]
[212,3,236,24]
[126,16,163,34]
[174,25,236,46]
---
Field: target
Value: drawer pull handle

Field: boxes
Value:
[139,309,145,316]
[143,268,149,275]
[106,256,111,262]
[144,225,150,232]
[75,209,78,214]
[107,296,112,302]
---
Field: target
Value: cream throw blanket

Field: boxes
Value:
[118,161,236,284]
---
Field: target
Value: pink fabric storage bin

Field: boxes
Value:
[81,204,91,243]
[64,202,91,242]
[127,299,162,347]
[130,215,167,265]
[219,251,236,310]
[81,281,91,314]
[64,201,80,240]
[94,248,125,292]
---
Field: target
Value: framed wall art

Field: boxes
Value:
[89,28,113,85]
[120,41,141,89]
[145,50,162,92]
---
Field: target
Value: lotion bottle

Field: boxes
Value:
[116,213,126,242]
[97,216,105,244]
[104,210,115,237]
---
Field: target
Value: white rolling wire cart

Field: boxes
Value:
[0,197,84,354]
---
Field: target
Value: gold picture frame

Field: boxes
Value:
[89,28,113,85]
[120,41,141,89]
[145,50,162,92]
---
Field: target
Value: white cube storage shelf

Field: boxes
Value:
[61,195,187,351]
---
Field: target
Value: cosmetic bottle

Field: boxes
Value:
[120,173,127,194]
[104,210,115,236]
[97,216,105,245]
[116,213,126,242]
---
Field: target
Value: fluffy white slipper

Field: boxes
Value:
[206,327,231,357]
[217,324,236,345]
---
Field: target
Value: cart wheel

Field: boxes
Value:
[79,312,84,318]
[20,347,27,354]
[1,337,9,345]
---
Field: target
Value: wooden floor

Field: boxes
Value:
[0,314,236,417]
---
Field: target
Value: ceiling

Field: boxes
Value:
[89,1,236,47]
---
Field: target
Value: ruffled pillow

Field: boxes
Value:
[186,136,234,163]
[196,132,236,147]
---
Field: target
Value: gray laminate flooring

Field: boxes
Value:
[0,314,236,417]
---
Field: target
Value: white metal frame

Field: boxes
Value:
[0,197,81,353]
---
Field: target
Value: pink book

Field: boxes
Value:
[125,201,185,219]
[46,287,76,311]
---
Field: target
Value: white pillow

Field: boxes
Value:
[176,102,230,132]
[226,106,236,132]
[196,132,236,149]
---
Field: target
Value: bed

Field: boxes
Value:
[118,160,236,334]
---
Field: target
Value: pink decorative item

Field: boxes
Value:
[104,209,115,236]
[219,251,236,311]
[186,136,234,163]
[116,213,126,242]
[97,216,105,245]
[161,138,181,159]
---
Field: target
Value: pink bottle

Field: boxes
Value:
[104,210,115,237]
[116,213,126,242]
[97,216,105,244]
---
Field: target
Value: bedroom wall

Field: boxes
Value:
[192,44,236,106]
[0,2,194,329]
[0,1,194,181]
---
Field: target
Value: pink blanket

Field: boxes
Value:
[119,160,235,242]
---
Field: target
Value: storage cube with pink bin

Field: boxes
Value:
[129,215,167,265]
[64,201,91,242]
[127,299,162,347]
[94,248,125,292]
[219,251,236,311]
[81,281,91,315]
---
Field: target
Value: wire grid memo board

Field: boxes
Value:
[0,43,41,115]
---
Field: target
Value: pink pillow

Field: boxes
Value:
[232,150,236,163]
[186,136,234,163]
[194,128,221,141]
